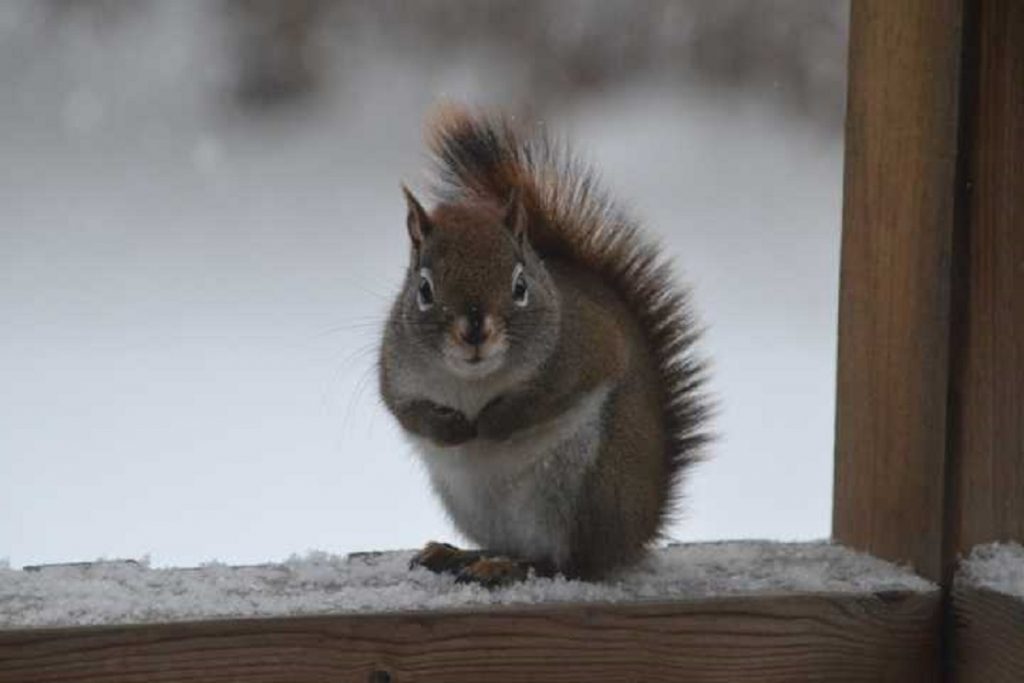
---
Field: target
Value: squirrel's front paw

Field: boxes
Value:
[455,557,530,589]
[394,400,477,446]
[429,406,477,446]
[474,396,516,441]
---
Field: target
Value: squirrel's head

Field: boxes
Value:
[395,187,560,380]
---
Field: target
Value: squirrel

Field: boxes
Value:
[378,107,709,586]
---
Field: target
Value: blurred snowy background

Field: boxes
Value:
[0,0,848,568]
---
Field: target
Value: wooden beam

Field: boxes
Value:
[952,584,1024,681]
[833,0,967,582]
[0,592,941,683]
[947,0,1024,559]
[836,3,1024,674]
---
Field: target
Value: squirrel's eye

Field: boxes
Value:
[512,263,528,307]
[417,268,435,311]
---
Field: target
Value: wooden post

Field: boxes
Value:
[946,0,1024,562]
[837,0,1024,674]
[833,0,967,583]
[835,0,1023,581]
[949,2,1024,680]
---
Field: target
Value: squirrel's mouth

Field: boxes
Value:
[443,334,508,379]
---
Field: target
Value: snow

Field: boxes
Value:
[958,542,1024,599]
[0,541,934,630]
[1,1,845,570]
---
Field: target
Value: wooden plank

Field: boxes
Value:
[833,0,967,582]
[0,592,941,683]
[953,584,1024,682]
[947,0,1024,558]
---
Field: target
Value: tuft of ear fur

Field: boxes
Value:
[504,187,527,246]
[402,184,431,248]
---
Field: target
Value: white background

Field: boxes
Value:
[1,2,844,568]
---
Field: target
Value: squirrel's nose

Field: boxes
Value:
[458,307,492,346]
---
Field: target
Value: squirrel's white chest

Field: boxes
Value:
[410,386,610,566]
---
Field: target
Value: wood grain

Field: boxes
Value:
[947,0,1024,558]
[833,0,966,582]
[0,592,941,683]
[953,584,1024,682]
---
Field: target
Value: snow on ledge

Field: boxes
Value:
[0,541,935,630]
[958,542,1024,600]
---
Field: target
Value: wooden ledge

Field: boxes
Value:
[953,543,1024,682]
[953,585,1024,683]
[0,542,940,682]
[0,590,941,683]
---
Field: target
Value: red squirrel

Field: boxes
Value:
[378,107,709,585]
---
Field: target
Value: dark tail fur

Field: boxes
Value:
[426,106,710,526]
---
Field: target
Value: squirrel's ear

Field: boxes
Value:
[504,188,527,246]
[402,185,432,248]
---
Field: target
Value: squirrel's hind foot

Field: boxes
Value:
[409,541,484,574]
[410,541,555,588]
[454,556,531,589]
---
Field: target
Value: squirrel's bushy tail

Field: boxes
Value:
[427,106,710,524]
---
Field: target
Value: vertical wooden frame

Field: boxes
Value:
[950,2,1024,678]
[947,0,1024,559]
[834,0,967,583]
[835,0,1024,589]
